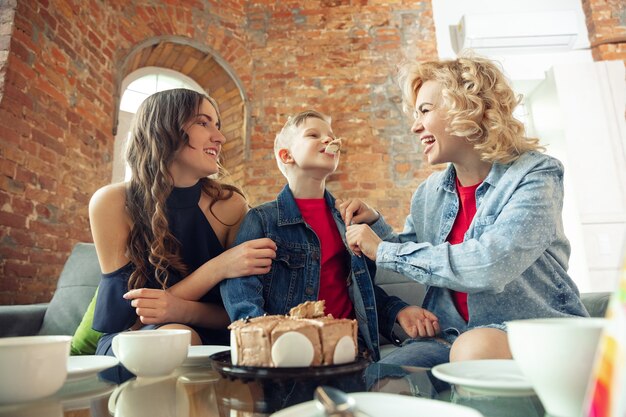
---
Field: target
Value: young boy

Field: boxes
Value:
[220,110,439,361]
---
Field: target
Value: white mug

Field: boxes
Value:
[0,335,71,404]
[112,329,191,377]
[507,317,605,417]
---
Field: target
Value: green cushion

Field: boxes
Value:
[70,289,103,355]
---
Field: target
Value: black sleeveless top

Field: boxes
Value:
[164,181,225,305]
[93,181,229,344]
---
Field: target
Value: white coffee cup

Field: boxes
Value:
[112,329,191,377]
[507,317,605,417]
[0,335,71,403]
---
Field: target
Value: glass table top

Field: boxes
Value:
[0,360,546,417]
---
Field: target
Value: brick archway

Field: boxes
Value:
[113,37,248,186]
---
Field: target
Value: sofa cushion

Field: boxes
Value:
[39,243,101,336]
[376,268,426,307]
[0,303,48,336]
[581,292,611,318]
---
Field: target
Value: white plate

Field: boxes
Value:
[66,355,119,382]
[271,392,484,417]
[432,359,535,396]
[183,345,229,367]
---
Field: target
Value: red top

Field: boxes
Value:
[447,178,481,322]
[295,198,354,319]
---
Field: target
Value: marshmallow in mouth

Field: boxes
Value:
[324,139,342,154]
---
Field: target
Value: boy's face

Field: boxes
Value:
[281,117,340,176]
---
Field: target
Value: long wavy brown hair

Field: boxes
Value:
[124,88,243,290]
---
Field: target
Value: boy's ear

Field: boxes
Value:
[278,148,293,164]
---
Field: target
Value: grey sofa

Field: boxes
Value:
[0,243,612,345]
[0,243,100,337]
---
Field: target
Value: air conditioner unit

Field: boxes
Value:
[450,11,579,55]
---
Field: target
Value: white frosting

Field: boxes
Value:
[332,335,356,364]
[271,332,314,367]
[230,331,238,366]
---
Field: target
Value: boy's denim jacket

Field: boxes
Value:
[220,185,409,361]
[371,151,588,333]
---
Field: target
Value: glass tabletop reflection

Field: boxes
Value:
[0,360,546,417]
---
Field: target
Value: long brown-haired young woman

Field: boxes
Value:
[89,89,276,357]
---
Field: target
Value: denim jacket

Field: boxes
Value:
[220,185,409,361]
[371,151,588,333]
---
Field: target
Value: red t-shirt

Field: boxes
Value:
[295,198,354,319]
[447,178,481,322]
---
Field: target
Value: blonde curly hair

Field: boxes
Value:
[398,56,543,164]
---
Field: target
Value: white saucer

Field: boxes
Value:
[432,359,535,396]
[183,345,229,367]
[271,392,484,417]
[66,355,119,382]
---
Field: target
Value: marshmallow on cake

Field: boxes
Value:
[229,301,358,367]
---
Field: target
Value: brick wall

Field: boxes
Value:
[0,0,437,304]
[0,0,108,303]
[6,1,619,305]
[243,1,438,223]
[582,0,626,62]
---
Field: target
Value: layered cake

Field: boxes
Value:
[229,301,358,367]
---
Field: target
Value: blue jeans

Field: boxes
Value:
[379,321,511,368]
[379,337,451,368]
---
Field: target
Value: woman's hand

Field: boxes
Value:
[335,198,379,226]
[396,306,440,338]
[345,224,382,259]
[124,288,189,325]
[166,238,277,303]
[218,237,277,280]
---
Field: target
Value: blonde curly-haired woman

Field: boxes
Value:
[338,56,588,368]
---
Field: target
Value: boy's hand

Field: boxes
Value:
[345,224,382,259]
[335,198,379,226]
[396,306,440,338]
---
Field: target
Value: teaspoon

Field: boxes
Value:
[314,385,371,417]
